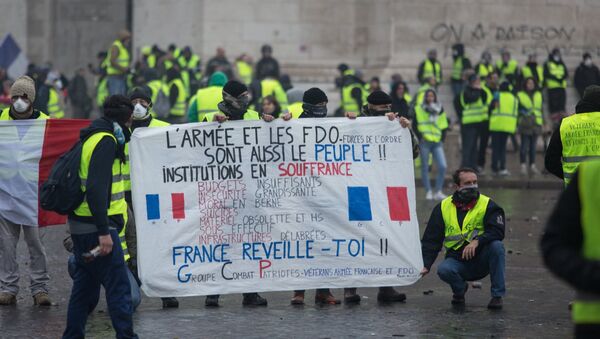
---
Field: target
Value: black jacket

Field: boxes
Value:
[255,56,280,81]
[541,171,600,294]
[453,86,488,122]
[574,63,600,98]
[421,196,505,270]
[69,117,129,235]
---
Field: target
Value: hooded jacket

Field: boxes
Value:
[68,117,130,235]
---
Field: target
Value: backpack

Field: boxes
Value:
[40,140,85,215]
[152,89,171,119]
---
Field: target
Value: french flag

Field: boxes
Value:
[0,34,28,79]
[0,119,90,227]
[145,193,186,221]
[347,186,410,222]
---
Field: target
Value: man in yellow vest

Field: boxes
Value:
[475,51,494,81]
[496,49,520,88]
[235,53,254,86]
[340,69,368,115]
[165,68,187,123]
[0,76,52,307]
[286,88,304,119]
[63,95,137,338]
[545,85,600,186]
[178,46,202,96]
[251,71,288,112]
[187,71,228,123]
[421,168,506,309]
[418,49,442,85]
[542,161,600,338]
[46,73,65,119]
[517,77,544,175]
[521,53,544,89]
[105,30,131,96]
[544,48,569,127]
[489,81,518,176]
[450,43,472,98]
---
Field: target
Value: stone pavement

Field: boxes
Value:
[0,187,573,338]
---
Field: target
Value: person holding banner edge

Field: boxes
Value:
[420,168,506,310]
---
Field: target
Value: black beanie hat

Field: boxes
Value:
[129,86,152,103]
[223,80,248,97]
[303,87,328,105]
[367,90,392,105]
[576,85,600,113]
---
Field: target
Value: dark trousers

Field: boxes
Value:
[63,229,137,339]
[491,132,510,172]
[460,123,480,169]
[519,134,538,165]
[477,122,490,168]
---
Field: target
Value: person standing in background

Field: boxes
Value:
[574,53,600,100]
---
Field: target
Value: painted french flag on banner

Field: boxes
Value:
[0,119,91,227]
[145,193,186,221]
[347,186,410,222]
[0,34,28,79]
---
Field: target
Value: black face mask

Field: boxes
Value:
[453,185,480,204]
[302,103,327,118]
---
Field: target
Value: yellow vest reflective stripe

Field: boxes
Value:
[168,78,187,117]
[195,86,223,122]
[47,88,64,119]
[342,83,367,113]
[441,195,490,250]
[546,61,567,89]
[202,109,260,122]
[288,102,303,119]
[460,93,488,124]
[236,61,253,85]
[74,132,127,220]
[415,105,448,143]
[106,40,130,75]
[477,63,494,79]
[0,108,49,120]
[260,79,288,110]
[522,65,544,86]
[559,113,600,186]
[118,224,129,262]
[572,161,600,324]
[451,57,464,80]
[423,60,442,83]
[489,92,518,133]
[517,91,543,126]
[122,119,170,191]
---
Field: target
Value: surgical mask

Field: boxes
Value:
[13,98,29,113]
[132,103,148,119]
[55,80,63,90]
[553,54,561,62]
[454,184,480,203]
[302,103,328,118]
[584,58,593,67]
[113,122,126,145]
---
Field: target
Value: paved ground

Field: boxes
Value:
[0,183,574,338]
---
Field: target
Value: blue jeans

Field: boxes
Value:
[419,140,447,192]
[491,132,509,172]
[68,255,141,313]
[63,229,137,339]
[437,240,506,298]
[520,134,538,165]
[107,75,127,96]
[451,80,464,98]
[460,124,479,169]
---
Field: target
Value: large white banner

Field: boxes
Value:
[130,117,423,297]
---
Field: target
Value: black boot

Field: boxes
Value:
[205,294,220,307]
[242,293,267,306]
[377,287,406,303]
[161,297,179,308]
[344,288,361,304]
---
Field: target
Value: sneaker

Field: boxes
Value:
[377,287,406,303]
[315,291,341,305]
[242,293,267,306]
[343,288,361,304]
[530,164,540,175]
[425,191,433,200]
[451,283,468,306]
[498,169,511,176]
[0,292,16,305]
[33,292,52,306]
[290,291,305,305]
[520,163,527,175]
[433,191,447,200]
[487,297,503,310]
[205,294,219,307]
[161,297,179,308]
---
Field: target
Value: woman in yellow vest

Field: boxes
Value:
[544,48,568,126]
[415,89,449,200]
[421,168,506,310]
[517,78,543,175]
[542,161,600,338]
[489,81,518,176]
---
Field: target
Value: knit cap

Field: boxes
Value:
[302,88,328,105]
[10,76,36,102]
[367,90,392,105]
